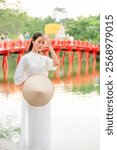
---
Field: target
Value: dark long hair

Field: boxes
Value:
[27,32,44,53]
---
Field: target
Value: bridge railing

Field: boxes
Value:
[0,39,100,80]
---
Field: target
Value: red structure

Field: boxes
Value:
[0,39,100,80]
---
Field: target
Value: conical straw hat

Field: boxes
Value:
[22,75,54,106]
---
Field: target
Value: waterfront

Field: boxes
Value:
[0,56,100,150]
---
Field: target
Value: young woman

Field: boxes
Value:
[14,32,59,150]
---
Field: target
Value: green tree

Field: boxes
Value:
[64,15,100,43]
[0,0,5,3]
[0,4,100,43]
[0,8,28,38]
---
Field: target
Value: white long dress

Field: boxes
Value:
[14,51,55,150]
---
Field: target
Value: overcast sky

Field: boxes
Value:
[5,0,100,18]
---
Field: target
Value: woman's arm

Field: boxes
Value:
[14,56,27,85]
[44,35,59,66]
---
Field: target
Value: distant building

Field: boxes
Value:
[52,7,67,22]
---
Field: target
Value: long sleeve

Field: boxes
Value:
[44,56,57,71]
[14,56,28,85]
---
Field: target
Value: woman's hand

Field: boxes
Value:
[43,35,51,45]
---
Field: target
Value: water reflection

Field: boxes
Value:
[0,57,100,150]
[0,91,21,143]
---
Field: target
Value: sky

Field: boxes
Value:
[5,0,100,18]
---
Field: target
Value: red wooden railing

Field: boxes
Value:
[0,39,100,80]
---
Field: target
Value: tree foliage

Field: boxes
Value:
[0,8,56,39]
[0,0,5,3]
[64,15,100,43]
[0,8,26,38]
[0,7,99,43]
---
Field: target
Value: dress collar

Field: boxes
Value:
[29,51,42,59]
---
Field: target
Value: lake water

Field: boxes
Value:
[0,58,100,150]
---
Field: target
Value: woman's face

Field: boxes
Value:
[32,36,45,52]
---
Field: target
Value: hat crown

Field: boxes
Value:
[22,75,54,107]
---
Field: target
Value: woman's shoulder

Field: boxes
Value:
[19,52,30,62]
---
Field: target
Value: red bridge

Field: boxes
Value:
[0,39,100,80]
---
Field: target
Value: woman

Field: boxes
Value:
[14,32,59,150]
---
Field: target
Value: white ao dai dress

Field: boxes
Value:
[14,51,55,150]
